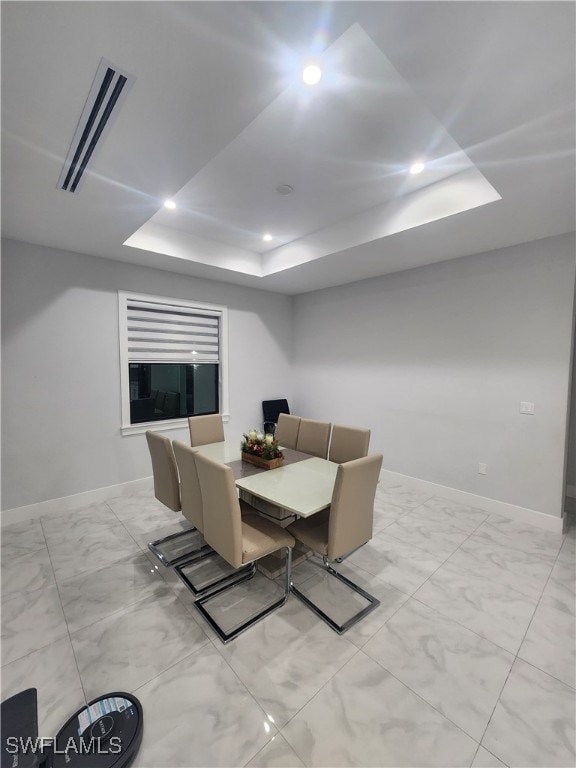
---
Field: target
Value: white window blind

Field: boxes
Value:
[118,291,229,435]
[125,297,221,363]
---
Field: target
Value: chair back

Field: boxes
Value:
[328,425,371,464]
[328,453,383,560]
[262,399,290,424]
[274,413,301,450]
[172,441,203,531]
[296,418,331,459]
[188,414,224,446]
[195,453,243,569]
[146,431,181,512]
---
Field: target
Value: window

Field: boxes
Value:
[119,291,229,435]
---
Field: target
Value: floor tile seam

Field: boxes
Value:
[64,582,178,637]
[424,531,547,609]
[475,656,525,763]
[201,637,286,759]
[469,745,511,768]
[50,548,143,588]
[56,549,160,592]
[275,645,365,758]
[103,500,124,525]
[0,543,48,561]
[240,736,302,768]
[411,525,540,657]
[373,504,414,522]
[476,550,572,760]
[331,548,421,598]
[43,522,142,554]
[36,530,89,707]
[526,587,576,623]
[458,532,560,572]
[210,595,364,721]
[510,543,576,692]
[348,648,483,747]
[403,523,478,594]
[338,563,418,600]
[406,596,517,661]
[382,520,474,553]
[473,529,564,560]
[398,505,490,532]
[376,528,460,562]
[2,579,58,603]
[361,615,513,744]
[130,641,214,699]
[410,590,526,657]
[40,514,122,536]
[439,547,552,604]
[336,558,414,599]
[515,655,576,692]
[468,744,482,767]
[7,522,56,604]
[0,626,70,670]
[1,549,57,600]
[102,510,144,550]
[512,542,565,658]
[351,590,414,652]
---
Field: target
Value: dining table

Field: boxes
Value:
[194,439,339,576]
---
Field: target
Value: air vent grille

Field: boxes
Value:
[58,58,134,193]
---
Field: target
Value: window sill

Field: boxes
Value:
[121,412,230,436]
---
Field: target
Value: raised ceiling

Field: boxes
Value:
[2,2,574,294]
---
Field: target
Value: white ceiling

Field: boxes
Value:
[2,2,575,295]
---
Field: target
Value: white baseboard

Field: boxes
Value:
[379,469,564,533]
[2,470,566,533]
[566,484,576,500]
[1,477,154,527]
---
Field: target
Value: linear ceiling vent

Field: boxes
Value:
[58,58,135,193]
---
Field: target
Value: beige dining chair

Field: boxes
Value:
[296,418,331,459]
[287,453,383,633]
[328,424,371,464]
[146,431,204,566]
[172,440,250,596]
[274,413,301,450]
[188,414,224,446]
[194,452,296,642]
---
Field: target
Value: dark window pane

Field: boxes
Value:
[129,363,218,424]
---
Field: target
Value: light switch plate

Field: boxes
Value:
[520,401,535,415]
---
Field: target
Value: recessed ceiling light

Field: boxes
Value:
[302,64,322,85]
[409,162,425,175]
[164,199,176,209]
[263,233,273,242]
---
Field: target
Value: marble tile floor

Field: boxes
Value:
[1,482,574,767]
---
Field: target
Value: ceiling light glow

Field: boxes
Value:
[263,233,273,242]
[163,199,176,209]
[409,162,425,175]
[302,64,322,85]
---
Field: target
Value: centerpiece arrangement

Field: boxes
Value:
[241,429,284,470]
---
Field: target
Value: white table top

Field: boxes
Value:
[236,457,338,518]
[194,440,244,464]
[195,440,338,518]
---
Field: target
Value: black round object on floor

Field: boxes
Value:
[50,693,143,768]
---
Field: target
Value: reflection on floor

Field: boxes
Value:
[1,480,574,767]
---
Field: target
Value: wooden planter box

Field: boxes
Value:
[241,452,283,470]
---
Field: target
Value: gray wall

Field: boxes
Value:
[567,324,576,492]
[1,239,293,510]
[292,233,576,518]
